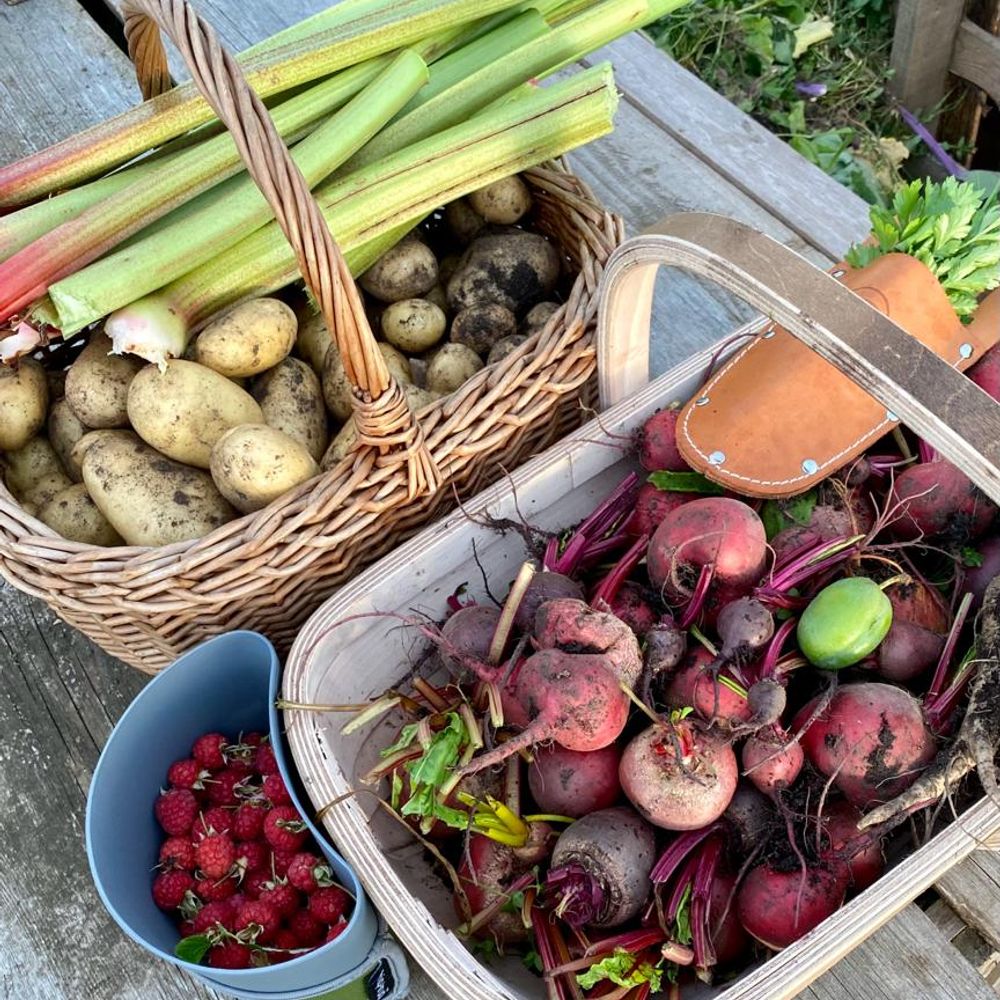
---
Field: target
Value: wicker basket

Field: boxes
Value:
[0,0,623,672]
[281,215,1000,1000]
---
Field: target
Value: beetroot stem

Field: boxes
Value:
[926,593,973,704]
[756,617,797,681]
[591,534,650,607]
[651,822,724,883]
[679,563,714,629]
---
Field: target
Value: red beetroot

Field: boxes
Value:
[736,861,849,949]
[439,605,501,675]
[709,871,751,966]
[793,683,936,809]
[629,484,695,538]
[607,581,658,637]
[820,800,884,892]
[877,580,950,682]
[619,722,738,831]
[962,535,1000,611]
[528,743,622,818]
[456,834,533,943]
[647,498,768,624]
[970,341,1000,399]
[665,647,752,728]
[890,461,995,542]
[639,407,687,472]
[741,726,804,796]
[513,572,585,631]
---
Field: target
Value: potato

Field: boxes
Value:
[320,384,439,471]
[47,370,67,401]
[70,430,136,480]
[127,359,263,468]
[0,358,48,451]
[83,434,235,546]
[444,198,485,245]
[359,239,438,303]
[38,483,123,546]
[64,333,142,429]
[192,298,297,378]
[252,358,328,462]
[487,334,528,366]
[295,309,333,375]
[468,175,532,225]
[381,299,447,353]
[210,424,318,514]
[426,343,484,396]
[447,232,560,314]
[522,301,560,334]
[322,341,411,422]
[438,254,462,287]
[450,303,516,356]
[1,436,72,508]
[424,285,448,312]
[48,399,89,482]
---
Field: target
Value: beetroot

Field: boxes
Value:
[440,605,501,675]
[647,498,768,624]
[962,535,1000,611]
[606,581,657,637]
[514,572,584,631]
[736,861,849,950]
[533,598,642,687]
[629,483,695,538]
[641,622,687,705]
[619,721,738,831]
[665,646,752,728]
[793,683,936,808]
[724,783,775,853]
[876,580,949,683]
[890,460,995,542]
[769,506,853,565]
[528,743,621,818]
[456,834,532,943]
[715,596,774,664]
[709,871,751,966]
[820,800,884,892]
[970,341,1000,399]
[638,407,687,472]
[741,726,804,796]
[545,807,656,927]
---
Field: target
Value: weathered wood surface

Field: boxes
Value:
[937,851,1000,954]
[952,19,1000,107]
[0,2,959,1000]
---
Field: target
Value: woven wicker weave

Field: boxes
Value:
[0,0,623,672]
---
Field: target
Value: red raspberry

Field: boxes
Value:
[287,909,325,946]
[232,803,266,841]
[154,789,198,836]
[167,758,211,791]
[179,919,197,937]
[158,837,196,872]
[207,940,252,969]
[193,732,229,771]
[243,732,265,747]
[288,853,334,894]
[263,806,308,853]
[193,900,236,934]
[325,921,348,943]
[309,886,349,925]
[234,840,269,877]
[235,900,281,944]
[271,849,297,877]
[209,769,254,807]
[196,807,233,838]
[263,773,292,806]
[152,870,195,911]
[244,871,272,900]
[229,892,247,912]
[259,882,301,919]
[196,834,236,880]
[256,744,279,776]
[269,928,301,963]
[195,876,237,903]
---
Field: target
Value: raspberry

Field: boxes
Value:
[269,928,300,963]
[179,919,197,937]
[158,837,196,872]
[193,900,236,934]
[263,806,308,853]
[196,807,233,838]
[193,732,229,771]
[287,909,325,946]
[232,803,266,841]
[270,849,297,877]
[209,769,254,807]
[155,789,199,836]
[229,892,247,913]
[207,940,252,969]
[263,773,292,806]
[309,886,349,925]
[259,882,301,919]
[235,900,281,944]
[195,876,238,903]
[243,732,265,747]
[196,834,236,880]
[244,871,272,900]
[288,852,334,894]
[152,870,194,911]
[234,840,269,877]
[325,921,348,944]
[167,758,211,791]
[256,744,279,776]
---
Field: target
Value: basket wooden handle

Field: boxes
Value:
[120,0,440,499]
[597,215,1000,505]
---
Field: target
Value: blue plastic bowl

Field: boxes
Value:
[86,631,378,997]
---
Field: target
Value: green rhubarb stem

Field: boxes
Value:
[48,52,429,340]
[102,64,618,351]
[0,60,392,324]
[0,0,523,208]
[347,0,644,169]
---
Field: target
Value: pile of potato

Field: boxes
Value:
[0,175,565,549]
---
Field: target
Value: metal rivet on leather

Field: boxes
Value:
[959,343,973,359]
[886,410,898,422]
[802,458,819,475]
[763,329,776,339]
[831,269,846,278]
[709,451,725,466]
[695,396,710,406]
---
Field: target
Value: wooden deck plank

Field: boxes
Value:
[799,903,997,1000]
[936,851,1000,953]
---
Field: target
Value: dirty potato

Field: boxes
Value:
[0,358,48,451]
[360,238,438,303]
[295,308,333,375]
[192,298,297,378]
[381,299,447,353]
[1,436,72,508]
[48,398,89,481]
[252,358,328,462]
[425,343,484,396]
[322,342,411,421]
[487,334,528,366]
[468,175,532,225]
[64,333,143,429]
[449,303,517,356]
[38,483,123,546]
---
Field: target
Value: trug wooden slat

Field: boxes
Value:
[951,18,1000,105]
[936,852,1000,953]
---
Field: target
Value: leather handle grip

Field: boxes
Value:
[597,215,1000,504]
